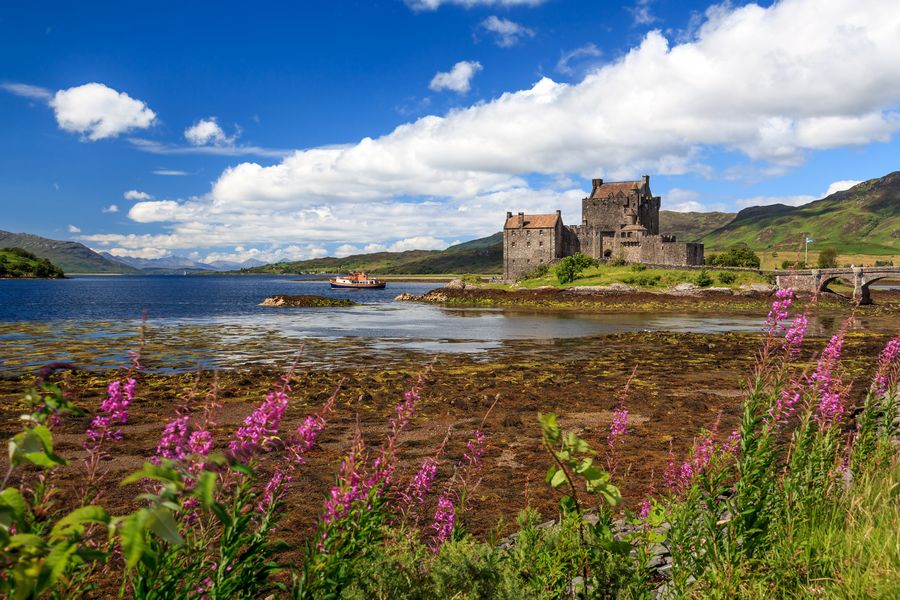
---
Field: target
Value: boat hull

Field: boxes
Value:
[329,281,386,289]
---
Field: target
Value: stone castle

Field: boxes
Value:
[503,175,704,280]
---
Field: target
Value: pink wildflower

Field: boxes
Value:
[322,433,367,525]
[766,288,794,334]
[188,430,213,456]
[228,389,289,456]
[258,468,292,512]
[154,415,191,461]
[609,406,628,447]
[767,387,801,430]
[812,331,847,427]
[638,497,652,520]
[871,335,900,396]
[402,457,439,506]
[783,312,809,359]
[431,496,455,549]
[84,377,136,451]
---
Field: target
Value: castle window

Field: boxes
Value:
[526,241,531,247]
[539,229,544,235]
[539,241,543,247]
[511,241,516,247]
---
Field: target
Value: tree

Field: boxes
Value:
[555,253,598,284]
[705,246,761,268]
[817,248,838,269]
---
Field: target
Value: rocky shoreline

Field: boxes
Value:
[259,294,359,307]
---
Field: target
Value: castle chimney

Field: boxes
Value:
[517,212,525,227]
[506,211,512,219]
[592,178,603,193]
[641,175,649,188]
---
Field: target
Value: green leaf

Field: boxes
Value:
[119,511,151,571]
[121,461,181,486]
[50,505,110,541]
[36,541,77,593]
[149,508,183,547]
[0,488,28,529]
[7,533,45,549]
[549,469,568,489]
[195,470,217,506]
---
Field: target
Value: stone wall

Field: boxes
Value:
[503,225,560,279]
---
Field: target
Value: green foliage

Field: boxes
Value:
[0,248,64,279]
[717,271,736,285]
[622,273,661,287]
[874,259,893,267]
[555,253,598,284]
[781,259,807,269]
[517,263,549,281]
[630,263,647,272]
[817,247,839,268]
[694,269,713,287]
[705,246,761,268]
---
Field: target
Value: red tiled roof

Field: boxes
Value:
[504,213,560,229]
[591,181,641,198]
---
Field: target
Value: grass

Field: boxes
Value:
[499,263,770,290]
[0,247,65,278]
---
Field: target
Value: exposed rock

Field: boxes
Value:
[259,294,357,308]
[393,293,420,302]
[699,286,734,295]
[567,283,638,294]
[445,278,467,290]
[739,283,776,294]
[669,283,698,294]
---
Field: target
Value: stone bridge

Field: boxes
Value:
[775,266,899,305]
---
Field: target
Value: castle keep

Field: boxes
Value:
[503,175,704,280]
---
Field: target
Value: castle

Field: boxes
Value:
[503,175,704,280]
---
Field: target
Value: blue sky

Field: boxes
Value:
[2,0,899,263]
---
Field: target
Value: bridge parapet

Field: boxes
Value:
[774,266,899,305]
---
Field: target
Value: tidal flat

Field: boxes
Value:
[0,322,895,548]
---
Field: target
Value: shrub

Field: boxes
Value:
[781,259,807,269]
[518,263,550,281]
[817,248,839,268]
[695,269,713,287]
[717,271,736,285]
[555,253,598,284]
[874,259,893,267]
[705,246,761,268]
[623,273,661,287]
[630,263,647,272]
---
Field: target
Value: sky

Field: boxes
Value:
[1,0,899,264]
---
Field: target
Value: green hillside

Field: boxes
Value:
[0,231,137,274]
[249,234,503,275]
[700,172,900,254]
[659,210,735,242]
[0,247,65,278]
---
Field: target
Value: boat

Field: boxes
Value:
[329,272,386,289]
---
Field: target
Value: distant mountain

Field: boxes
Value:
[0,230,138,274]
[206,258,267,270]
[659,211,736,242]
[248,233,503,275]
[99,253,216,271]
[700,172,900,253]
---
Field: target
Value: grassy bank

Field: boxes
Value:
[501,262,770,290]
[0,247,65,278]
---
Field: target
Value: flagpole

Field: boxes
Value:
[805,237,808,266]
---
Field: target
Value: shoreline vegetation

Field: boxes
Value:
[0,292,897,598]
[0,247,65,279]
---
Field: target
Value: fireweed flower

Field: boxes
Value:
[322,433,367,525]
[229,389,289,456]
[767,387,802,430]
[258,468,292,512]
[811,330,847,427]
[638,497,652,520]
[154,415,191,461]
[84,378,137,451]
[766,288,794,335]
[783,312,809,359]
[401,457,439,506]
[431,495,455,549]
[609,406,629,447]
[871,335,900,396]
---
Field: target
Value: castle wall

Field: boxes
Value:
[582,197,628,234]
[503,225,560,280]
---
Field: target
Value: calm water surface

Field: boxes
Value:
[0,275,862,372]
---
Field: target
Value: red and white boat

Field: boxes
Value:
[329,272,386,289]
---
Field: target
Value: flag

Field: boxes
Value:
[805,237,814,244]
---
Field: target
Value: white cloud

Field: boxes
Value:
[429,61,482,93]
[67,224,81,233]
[1,82,52,100]
[153,169,189,176]
[129,138,288,158]
[184,117,234,146]
[664,188,706,212]
[630,1,657,26]
[107,246,170,260]
[102,204,119,213]
[389,236,449,252]
[556,43,602,75]
[201,245,328,265]
[480,16,535,47]
[124,190,152,200]
[334,244,362,257]
[50,83,156,141]
[824,179,861,196]
[406,0,545,10]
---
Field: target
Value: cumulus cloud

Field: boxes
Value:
[102,204,119,213]
[88,0,900,257]
[106,246,170,260]
[480,16,535,47]
[429,61,482,93]
[389,236,449,251]
[556,43,602,75]
[124,190,152,200]
[1,82,52,100]
[824,179,862,196]
[201,245,328,264]
[67,224,81,233]
[184,117,234,146]
[664,188,706,212]
[406,0,545,10]
[50,83,156,140]
[630,0,657,26]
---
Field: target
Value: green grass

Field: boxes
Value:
[501,263,769,290]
